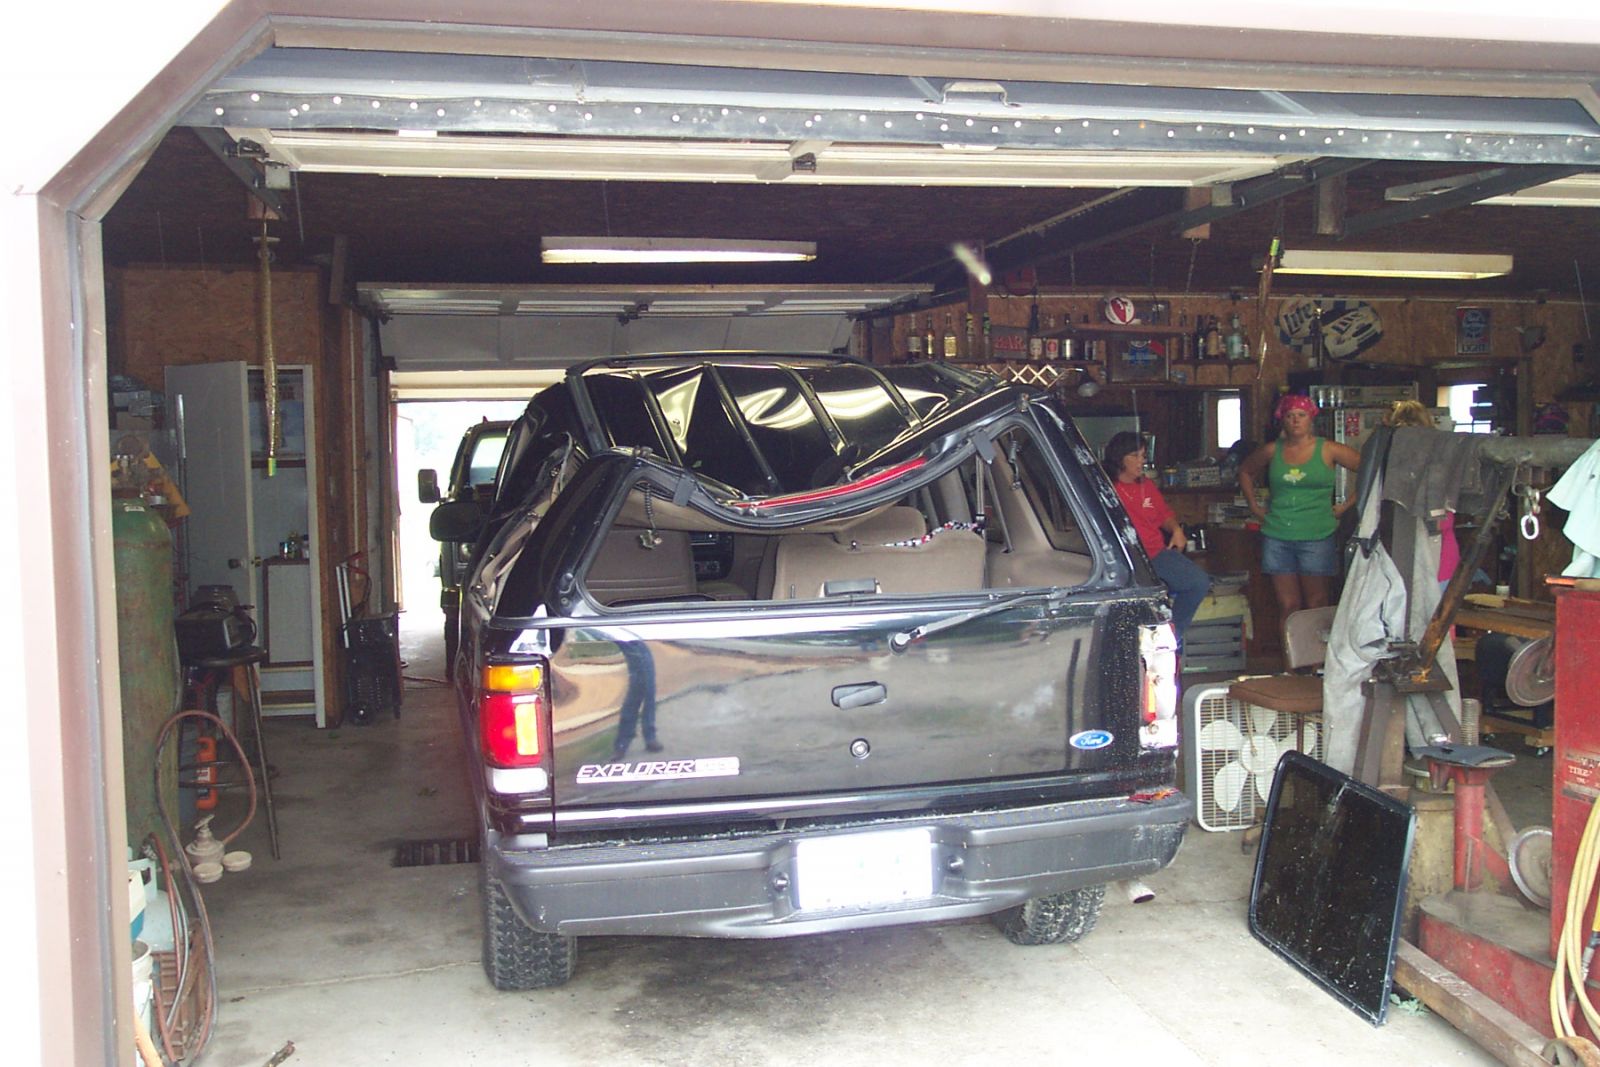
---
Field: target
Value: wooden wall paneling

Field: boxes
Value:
[110,264,360,725]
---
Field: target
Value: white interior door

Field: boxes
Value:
[167,361,257,608]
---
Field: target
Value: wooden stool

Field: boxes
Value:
[183,645,280,859]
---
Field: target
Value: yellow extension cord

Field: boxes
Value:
[1551,795,1600,1038]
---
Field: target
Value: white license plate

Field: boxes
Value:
[794,829,934,912]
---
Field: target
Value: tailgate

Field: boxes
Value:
[546,597,1143,811]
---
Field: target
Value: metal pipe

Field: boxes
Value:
[256,220,279,477]
[1409,435,1595,683]
[1413,462,1519,679]
[1476,436,1594,468]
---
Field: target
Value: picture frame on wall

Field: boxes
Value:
[1107,337,1169,383]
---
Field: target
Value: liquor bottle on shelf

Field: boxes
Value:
[1226,314,1247,361]
[924,313,936,362]
[1027,299,1044,362]
[964,312,976,360]
[1308,301,1327,369]
[1193,315,1209,361]
[1205,316,1224,360]
[981,312,993,361]
[906,319,923,359]
[942,312,958,361]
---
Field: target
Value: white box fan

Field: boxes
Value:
[1182,684,1324,832]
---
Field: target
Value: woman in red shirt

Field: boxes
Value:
[1104,431,1212,638]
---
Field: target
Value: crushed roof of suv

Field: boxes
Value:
[508,354,1002,501]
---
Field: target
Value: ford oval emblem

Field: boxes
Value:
[1070,729,1115,751]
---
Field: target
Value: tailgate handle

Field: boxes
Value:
[832,682,886,709]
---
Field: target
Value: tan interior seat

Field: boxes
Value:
[700,535,773,600]
[585,527,701,606]
[769,506,985,599]
[983,451,1095,590]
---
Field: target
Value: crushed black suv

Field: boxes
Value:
[418,418,512,663]
[442,353,1189,990]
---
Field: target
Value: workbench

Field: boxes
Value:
[1451,595,1555,750]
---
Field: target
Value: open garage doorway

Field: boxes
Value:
[394,398,528,659]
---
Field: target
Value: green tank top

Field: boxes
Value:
[1263,438,1336,541]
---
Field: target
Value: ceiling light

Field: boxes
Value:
[541,237,816,264]
[1272,250,1513,280]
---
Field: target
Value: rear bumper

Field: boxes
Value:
[488,792,1190,938]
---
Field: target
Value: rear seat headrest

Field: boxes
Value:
[832,506,926,546]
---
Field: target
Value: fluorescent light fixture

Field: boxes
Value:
[1273,250,1513,280]
[541,237,816,264]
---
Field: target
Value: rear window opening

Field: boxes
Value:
[578,425,1101,609]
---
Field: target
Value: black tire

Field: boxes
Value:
[443,610,460,671]
[481,867,576,990]
[991,884,1106,946]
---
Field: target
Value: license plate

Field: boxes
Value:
[794,829,933,912]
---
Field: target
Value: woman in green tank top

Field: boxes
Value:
[1237,394,1361,622]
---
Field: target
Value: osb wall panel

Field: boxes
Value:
[110,265,363,725]
[114,266,323,384]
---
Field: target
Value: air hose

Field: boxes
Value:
[1551,795,1600,1038]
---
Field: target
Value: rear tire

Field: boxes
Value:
[482,867,575,990]
[443,610,460,670]
[992,884,1106,946]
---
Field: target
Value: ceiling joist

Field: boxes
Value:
[1342,163,1595,238]
[902,158,1372,303]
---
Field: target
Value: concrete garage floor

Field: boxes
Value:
[190,616,1509,1067]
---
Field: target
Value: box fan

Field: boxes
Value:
[1182,684,1324,832]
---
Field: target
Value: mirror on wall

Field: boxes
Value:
[1068,388,1246,468]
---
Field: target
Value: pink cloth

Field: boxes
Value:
[1114,477,1175,559]
[1438,512,1459,581]
[1274,393,1319,421]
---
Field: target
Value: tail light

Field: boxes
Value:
[1139,623,1179,750]
[479,659,552,794]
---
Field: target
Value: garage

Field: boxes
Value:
[9,4,1600,1063]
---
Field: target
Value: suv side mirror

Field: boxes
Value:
[429,498,486,543]
[418,469,441,504]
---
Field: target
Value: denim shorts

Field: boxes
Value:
[1261,534,1339,576]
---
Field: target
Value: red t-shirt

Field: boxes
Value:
[1113,477,1174,559]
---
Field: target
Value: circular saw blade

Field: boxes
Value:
[1505,635,1555,707]
[1508,826,1553,909]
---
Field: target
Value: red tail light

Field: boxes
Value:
[1139,624,1179,750]
[479,660,549,768]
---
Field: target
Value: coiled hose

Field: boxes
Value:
[149,707,258,1062]
[1551,796,1600,1038]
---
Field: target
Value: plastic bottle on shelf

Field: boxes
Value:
[1226,314,1247,361]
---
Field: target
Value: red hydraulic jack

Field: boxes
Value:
[1419,746,1517,894]
[1402,586,1600,1067]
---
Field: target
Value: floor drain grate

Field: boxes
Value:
[393,837,480,868]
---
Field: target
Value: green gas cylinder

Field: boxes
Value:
[112,493,180,849]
